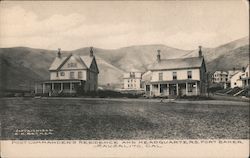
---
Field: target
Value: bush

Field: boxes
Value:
[76,90,142,98]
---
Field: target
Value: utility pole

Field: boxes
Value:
[207,72,210,97]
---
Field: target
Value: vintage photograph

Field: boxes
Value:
[0,0,249,157]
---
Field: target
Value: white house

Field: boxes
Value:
[123,72,143,90]
[230,71,244,88]
[241,64,250,88]
[212,71,228,83]
[38,47,99,95]
[145,47,207,97]
[212,69,241,89]
[231,64,250,88]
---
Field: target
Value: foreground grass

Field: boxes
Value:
[0,97,249,140]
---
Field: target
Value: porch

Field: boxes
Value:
[242,77,250,88]
[146,80,200,97]
[35,79,85,96]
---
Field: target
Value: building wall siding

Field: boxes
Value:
[50,70,87,80]
[151,68,200,82]
[123,78,141,89]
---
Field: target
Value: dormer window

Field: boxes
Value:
[60,72,65,76]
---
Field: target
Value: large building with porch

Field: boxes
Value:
[37,47,99,96]
[144,47,207,97]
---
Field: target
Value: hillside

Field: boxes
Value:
[71,45,189,72]
[207,45,249,72]
[0,47,125,90]
[182,37,249,72]
[0,36,249,91]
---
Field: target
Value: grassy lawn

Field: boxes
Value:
[0,97,249,140]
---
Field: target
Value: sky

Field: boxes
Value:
[0,1,249,50]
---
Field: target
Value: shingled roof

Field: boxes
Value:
[49,54,95,71]
[149,56,205,71]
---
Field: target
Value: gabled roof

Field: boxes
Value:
[149,57,204,71]
[49,56,69,71]
[80,56,93,68]
[213,71,228,75]
[49,54,95,71]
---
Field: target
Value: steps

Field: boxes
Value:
[233,89,245,96]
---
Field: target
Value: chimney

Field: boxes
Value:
[198,46,202,58]
[242,67,245,72]
[157,49,161,62]
[90,47,94,57]
[57,48,61,58]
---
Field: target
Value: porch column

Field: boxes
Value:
[196,81,198,95]
[35,83,38,94]
[186,82,188,95]
[60,83,63,91]
[42,83,45,94]
[70,82,72,93]
[176,83,179,96]
[167,84,169,95]
[158,84,160,95]
[150,84,152,96]
[52,83,54,90]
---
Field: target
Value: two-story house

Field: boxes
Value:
[123,72,143,90]
[231,64,250,88]
[212,71,228,83]
[40,47,99,95]
[241,64,250,88]
[145,47,207,97]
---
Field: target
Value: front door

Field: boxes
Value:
[169,84,177,95]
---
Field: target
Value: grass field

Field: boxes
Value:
[0,97,249,140]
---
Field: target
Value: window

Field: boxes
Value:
[70,72,74,79]
[56,72,59,77]
[128,84,130,87]
[146,85,150,91]
[68,63,77,68]
[130,72,135,78]
[159,73,163,81]
[60,72,65,76]
[78,71,82,79]
[246,72,249,77]
[187,71,192,79]
[234,82,236,85]
[173,72,177,80]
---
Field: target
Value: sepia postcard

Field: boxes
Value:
[0,0,249,157]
